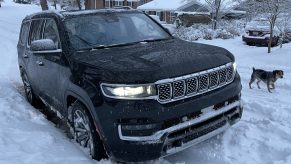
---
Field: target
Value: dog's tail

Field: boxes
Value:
[252,67,256,72]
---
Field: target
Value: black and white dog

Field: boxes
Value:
[249,67,284,93]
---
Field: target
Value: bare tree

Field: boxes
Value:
[198,0,238,30]
[59,0,83,10]
[204,0,222,30]
[40,0,49,10]
[245,0,291,53]
[277,14,291,48]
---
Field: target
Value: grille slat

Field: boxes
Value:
[173,80,185,98]
[209,71,219,88]
[226,66,234,82]
[219,68,227,84]
[157,64,235,103]
[198,74,209,92]
[186,77,198,95]
[157,84,171,102]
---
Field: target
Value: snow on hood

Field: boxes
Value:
[245,19,279,34]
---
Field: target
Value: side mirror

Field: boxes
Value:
[31,39,59,53]
[164,28,171,34]
[163,25,176,34]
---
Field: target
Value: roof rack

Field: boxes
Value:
[111,6,133,10]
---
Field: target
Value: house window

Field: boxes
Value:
[127,1,132,7]
[105,0,111,8]
[115,0,123,6]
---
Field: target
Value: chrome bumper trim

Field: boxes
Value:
[118,100,241,142]
[164,122,230,156]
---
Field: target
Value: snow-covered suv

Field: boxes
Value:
[17,10,243,162]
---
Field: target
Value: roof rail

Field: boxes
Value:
[111,6,133,10]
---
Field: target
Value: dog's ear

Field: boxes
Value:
[273,70,279,76]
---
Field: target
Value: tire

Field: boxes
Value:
[71,101,107,161]
[246,42,252,46]
[21,70,44,108]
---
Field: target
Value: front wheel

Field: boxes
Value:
[71,101,107,161]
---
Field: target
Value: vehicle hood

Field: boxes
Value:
[70,38,234,83]
[245,22,279,34]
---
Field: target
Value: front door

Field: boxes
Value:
[34,18,63,111]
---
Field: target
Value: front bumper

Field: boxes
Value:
[242,35,278,46]
[94,74,242,162]
[118,100,241,142]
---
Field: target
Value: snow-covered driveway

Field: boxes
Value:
[1,1,291,164]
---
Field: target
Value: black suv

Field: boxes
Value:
[17,9,243,162]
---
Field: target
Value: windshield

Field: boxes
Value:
[250,20,269,27]
[64,12,171,50]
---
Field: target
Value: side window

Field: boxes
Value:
[29,19,44,45]
[19,22,30,45]
[43,19,61,49]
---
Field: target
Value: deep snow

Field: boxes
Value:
[1,1,291,164]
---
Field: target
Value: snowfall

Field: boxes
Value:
[1,1,291,164]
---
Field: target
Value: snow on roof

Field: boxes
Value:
[137,0,196,11]
[196,0,245,11]
[175,11,211,16]
[138,0,244,11]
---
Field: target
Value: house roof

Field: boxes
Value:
[137,0,244,12]
[137,0,196,11]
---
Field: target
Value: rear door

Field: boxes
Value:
[17,21,30,70]
[23,19,45,94]
[36,18,63,111]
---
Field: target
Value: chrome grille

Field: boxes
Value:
[156,63,235,103]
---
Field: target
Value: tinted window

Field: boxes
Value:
[65,13,171,50]
[29,19,44,45]
[19,22,30,45]
[43,19,61,49]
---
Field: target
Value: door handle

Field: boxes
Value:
[23,54,28,58]
[36,61,44,66]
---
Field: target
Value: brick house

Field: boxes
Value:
[137,0,246,24]
[137,0,203,23]
[85,0,153,9]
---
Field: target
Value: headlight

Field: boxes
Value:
[101,83,156,99]
[233,62,237,72]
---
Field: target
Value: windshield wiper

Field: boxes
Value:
[88,37,173,50]
[91,41,141,50]
[142,37,173,43]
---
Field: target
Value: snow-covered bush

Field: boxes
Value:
[173,20,245,41]
[174,26,204,41]
[214,29,233,39]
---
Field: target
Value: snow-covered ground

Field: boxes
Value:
[1,1,291,164]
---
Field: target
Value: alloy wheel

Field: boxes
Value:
[73,109,94,155]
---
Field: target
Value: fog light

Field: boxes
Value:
[121,124,157,131]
